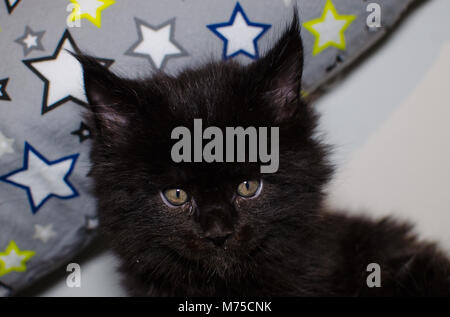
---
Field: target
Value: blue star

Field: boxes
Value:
[0,142,79,214]
[207,2,271,60]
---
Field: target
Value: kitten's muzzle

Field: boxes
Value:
[197,205,236,247]
[204,226,233,247]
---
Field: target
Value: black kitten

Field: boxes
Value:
[77,15,450,296]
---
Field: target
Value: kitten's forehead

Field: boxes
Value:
[155,62,254,126]
[157,161,261,186]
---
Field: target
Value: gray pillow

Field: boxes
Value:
[0,0,422,296]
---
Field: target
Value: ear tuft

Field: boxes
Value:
[72,53,121,107]
[252,10,303,123]
[73,53,138,136]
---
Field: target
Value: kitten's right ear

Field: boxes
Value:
[75,54,137,135]
[249,10,303,124]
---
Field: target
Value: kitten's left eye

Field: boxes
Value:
[163,189,188,206]
[237,180,261,198]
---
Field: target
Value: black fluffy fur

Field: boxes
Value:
[77,14,450,296]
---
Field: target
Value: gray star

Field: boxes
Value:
[125,17,188,70]
[15,26,45,56]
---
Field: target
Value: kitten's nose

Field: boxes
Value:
[202,221,234,246]
[196,201,236,247]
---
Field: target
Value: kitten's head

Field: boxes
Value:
[79,15,332,280]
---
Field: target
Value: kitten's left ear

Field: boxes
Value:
[74,54,138,136]
[251,11,303,123]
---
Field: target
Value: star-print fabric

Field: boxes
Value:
[0,0,421,296]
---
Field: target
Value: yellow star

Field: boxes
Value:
[0,240,35,277]
[70,0,115,28]
[303,0,356,56]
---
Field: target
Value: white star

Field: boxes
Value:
[283,0,293,7]
[0,249,26,270]
[0,132,14,158]
[24,30,113,114]
[0,143,79,213]
[23,33,38,49]
[309,11,349,48]
[30,37,87,107]
[207,3,271,60]
[8,150,74,207]
[126,18,187,70]
[219,12,264,57]
[33,224,57,243]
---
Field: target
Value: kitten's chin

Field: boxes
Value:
[170,239,242,271]
[190,240,259,278]
[203,250,245,278]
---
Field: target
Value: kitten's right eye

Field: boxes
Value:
[162,189,188,206]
